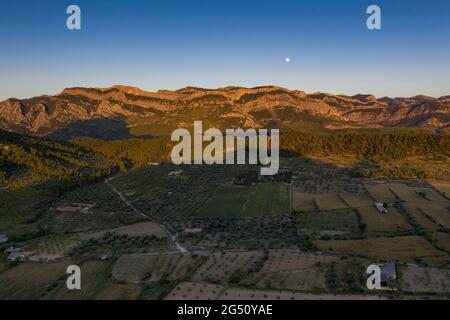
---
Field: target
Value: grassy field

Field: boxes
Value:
[112,253,202,284]
[357,206,412,233]
[241,183,291,217]
[429,181,450,199]
[48,261,111,300]
[418,202,450,229]
[404,204,440,233]
[95,284,142,300]
[292,192,317,212]
[296,208,360,237]
[0,262,68,300]
[365,184,397,203]
[313,236,443,261]
[432,232,450,252]
[314,194,348,211]
[195,185,251,218]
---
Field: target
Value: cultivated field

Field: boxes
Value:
[168,216,300,250]
[296,208,360,237]
[400,265,450,293]
[241,183,291,217]
[314,194,348,211]
[192,251,264,283]
[313,236,443,261]
[365,184,397,203]
[340,194,374,208]
[195,185,251,218]
[83,222,167,240]
[432,232,450,252]
[112,253,202,284]
[403,204,439,233]
[260,251,339,273]
[388,183,423,202]
[429,181,450,199]
[49,261,111,300]
[292,192,317,212]
[220,288,388,300]
[0,262,68,300]
[95,284,142,300]
[20,234,81,261]
[357,206,411,233]
[417,202,450,229]
[165,282,224,300]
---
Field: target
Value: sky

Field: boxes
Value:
[1,0,449,101]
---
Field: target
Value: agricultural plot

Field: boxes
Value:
[296,208,360,238]
[313,236,443,261]
[411,187,449,203]
[260,251,339,273]
[59,181,134,214]
[220,288,388,300]
[83,222,167,240]
[165,282,224,300]
[195,185,251,218]
[340,194,374,208]
[365,184,397,203]
[429,181,450,199]
[289,159,366,194]
[241,183,291,217]
[95,284,142,300]
[49,211,143,233]
[357,206,412,233]
[403,204,439,233]
[418,202,450,229]
[167,216,300,250]
[292,192,317,212]
[432,232,450,252]
[110,164,253,221]
[314,194,348,211]
[0,262,68,300]
[20,234,81,261]
[49,261,111,300]
[388,183,424,203]
[256,269,327,292]
[400,265,450,294]
[241,250,366,292]
[112,254,201,284]
[192,251,264,283]
[112,255,154,283]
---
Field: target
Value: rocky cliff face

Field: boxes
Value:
[0,85,448,139]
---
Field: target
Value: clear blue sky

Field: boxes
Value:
[1,0,449,100]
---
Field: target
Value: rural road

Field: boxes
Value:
[105,176,189,254]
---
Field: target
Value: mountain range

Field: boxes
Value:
[0,85,449,140]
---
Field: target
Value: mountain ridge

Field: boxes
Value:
[0,85,448,139]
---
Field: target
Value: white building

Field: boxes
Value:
[0,234,8,244]
[374,203,388,214]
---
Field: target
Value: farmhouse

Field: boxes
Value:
[380,262,397,286]
[374,202,388,214]
[8,251,36,262]
[56,203,95,213]
[0,234,8,244]
[185,228,203,235]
